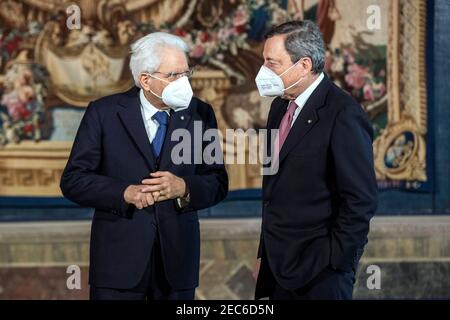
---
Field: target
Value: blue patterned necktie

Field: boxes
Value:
[152,111,169,157]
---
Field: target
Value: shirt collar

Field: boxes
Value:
[294,72,324,109]
[139,89,170,121]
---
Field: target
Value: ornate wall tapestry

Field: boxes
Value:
[0,0,430,196]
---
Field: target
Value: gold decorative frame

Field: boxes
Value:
[373,0,428,185]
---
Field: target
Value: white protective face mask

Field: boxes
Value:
[255,60,304,97]
[148,75,193,111]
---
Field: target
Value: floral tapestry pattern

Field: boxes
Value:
[0,0,429,195]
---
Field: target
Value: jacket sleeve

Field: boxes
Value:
[329,104,378,272]
[177,103,229,212]
[257,232,263,259]
[60,102,133,217]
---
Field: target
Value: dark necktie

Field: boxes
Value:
[152,111,169,157]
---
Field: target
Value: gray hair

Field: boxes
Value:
[129,32,189,88]
[265,20,326,74]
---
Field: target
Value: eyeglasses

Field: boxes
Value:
[152,68,194,81]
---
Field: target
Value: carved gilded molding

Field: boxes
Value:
[0,141,71,196]
[374,0,428,186]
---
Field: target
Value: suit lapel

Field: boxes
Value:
[265,98,288,163]
[278,75,331,164]
[117,86,156,171]
[158,104,192,169]
[264,75,332,192]
[263,98,287,188]
[268,98,288,131]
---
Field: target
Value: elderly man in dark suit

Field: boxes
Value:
[60,32,228,300]
[253,20,378,300]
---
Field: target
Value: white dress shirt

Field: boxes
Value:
[139,89,190,207]
[139,89,170,143]
[291,72,324,127]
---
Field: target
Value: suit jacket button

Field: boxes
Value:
[264,201,270,207]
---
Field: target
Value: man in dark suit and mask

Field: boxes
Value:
[60,32,228,300]
[253,20,378,300]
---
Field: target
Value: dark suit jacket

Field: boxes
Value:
[60,86,228,290]
[255,75,378,299]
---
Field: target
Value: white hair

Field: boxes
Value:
[129,32,189,88]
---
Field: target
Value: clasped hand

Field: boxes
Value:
[123,171,187,209]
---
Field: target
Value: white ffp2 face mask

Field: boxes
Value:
[148,75,193,111]
[254,61,304,97]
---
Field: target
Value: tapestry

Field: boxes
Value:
[0,0,430,196]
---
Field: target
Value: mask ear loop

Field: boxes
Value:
[279,59,302,78]
[279,59,307,92]
[283,75,305,92]
[142,72,169,100]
